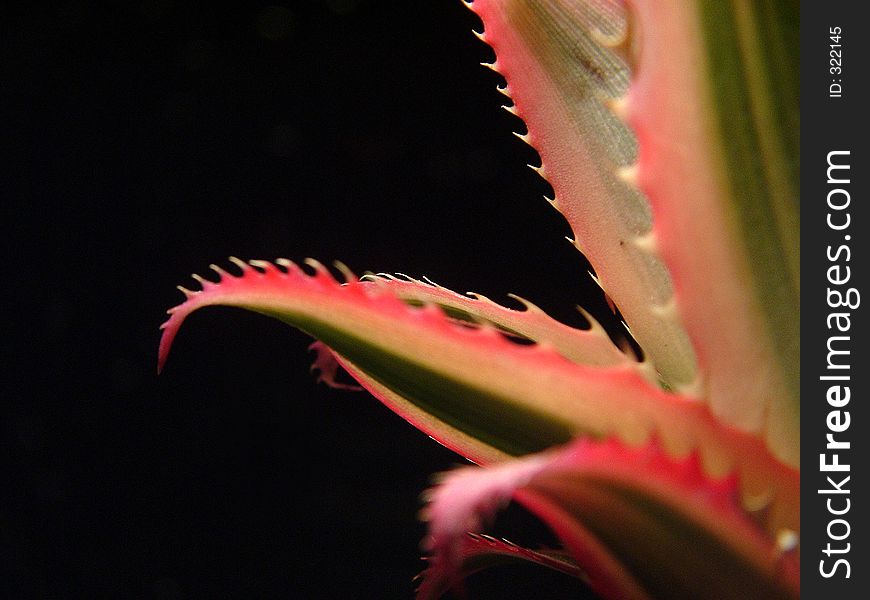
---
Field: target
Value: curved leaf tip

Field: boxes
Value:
[158,257,355,374]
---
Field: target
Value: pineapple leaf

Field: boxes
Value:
[464,0,698,391]
[159,257,798,534]
[625,0,800,466]
[421,437,799,600]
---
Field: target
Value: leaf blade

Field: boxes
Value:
[626,0,800,465]
[159,258,799,533]
[466,0,699,389]
[422,438,799,600]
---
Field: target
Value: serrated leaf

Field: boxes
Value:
[364,273,647,372]
[465,0,698,390]
[159,258,798,535]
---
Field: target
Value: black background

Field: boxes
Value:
[4,1,613,598]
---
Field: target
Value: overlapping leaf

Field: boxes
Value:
[159,259,798,536]
[463,0,799,467]
[421,437,799,599]
[624,0,800,466]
